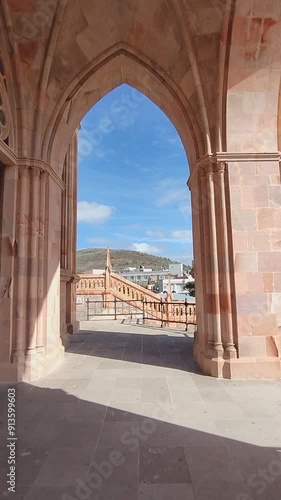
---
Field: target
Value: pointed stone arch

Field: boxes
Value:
[42,43,205,175]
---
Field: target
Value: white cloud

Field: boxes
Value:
[77,201,112,224]
[146,230,165,239]
[171,230,193,242]
[169,253,194,265]
[180,203,191,214]
[157,188,187,206]
[167,135,182,146]
[131,243,160,255]
[155,178,189,207]
[88,237,107,244]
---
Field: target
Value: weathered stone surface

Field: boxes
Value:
[0,0,281,381]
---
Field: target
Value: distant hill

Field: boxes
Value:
[77,248,185,274]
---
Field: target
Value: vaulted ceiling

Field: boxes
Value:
[0,0,280,169]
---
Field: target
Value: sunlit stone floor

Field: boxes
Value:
[0,320,281,500]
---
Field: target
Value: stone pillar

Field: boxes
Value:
[36,171,48,354]
[13,166,30,373]
[205,165,224,359]
[0,159,65,383]
[44,173,65,376]
[12,164,64,380]
[0,162,17,382]
[215,163,236,358]
[228,155,281,378]
[104,248,113,308]
[60,130,80,337]
[26,168,40,361]
[189,158,238,377]
[189,154,281,379]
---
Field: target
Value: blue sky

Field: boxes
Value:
[77,84,193,265]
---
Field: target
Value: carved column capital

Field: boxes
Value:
[18,166,30,179]
[215,162,226,175]
[198,165,206,178]
[30,166,41,179]
[40,170,49,183]
[16,158,63,189]
[205,163,215,176]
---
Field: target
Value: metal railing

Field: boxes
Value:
[83,297,196,331]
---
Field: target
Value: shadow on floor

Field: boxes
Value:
[66,326,201,375]
[0,381,281,500]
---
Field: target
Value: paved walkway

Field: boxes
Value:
[1,320,281,500]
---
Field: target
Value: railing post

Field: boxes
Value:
[160,298,164,328]
[185,299,188,332]
[86,297,90,321]
[142,299,145,325]
[114,297,117,320]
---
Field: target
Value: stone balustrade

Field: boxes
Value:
[77,272,196,325]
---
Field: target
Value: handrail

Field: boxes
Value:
[76,272,196,323]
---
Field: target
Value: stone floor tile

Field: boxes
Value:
[242,400,279,419]
[227,440,281,485]
[197,387,234,402]
[141,378,171,403]
[192,480,252,500]
[169,401,208,419]
[184,444,243,483]
[32,378,66,390]
[110,388,141,404]
[215,419,280,447]
[97,421,141,449]
[62,378,91,396]
[137,402,179,424]
[169,387,203,403]
[166,376,197,389]
[90,443,139,485]
[86,483,138,500]
[205,401,246,420]
[138,482,195,499]
[18,448,50,484]
[32,446,93,488]
[114,377,142,390]
[2,321,281,500]
[105,403,142,423]
[69,399,107,424]
[32,401,77,422]
[139,446,190,484]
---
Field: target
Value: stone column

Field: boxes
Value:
[190,153,281,379]
[0,162,17,382]
[189,157,238,377]
[66,130,80,334]
[26,167,40,358]
[13,167,30,372]
[215,163,236,358]
[45,173,65,373]
[227,155,281,378]
[189,169,206,344]
[188,167,212,368]
[205,164,224,358]
[36,170,48,354]
[200,169,215,353]
[60,130,80,337]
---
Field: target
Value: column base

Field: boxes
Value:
[67,321,80,334]
[0,344,65,383]
[194,344,281,379]
[0,362,18,383]
[61,331,70,348]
